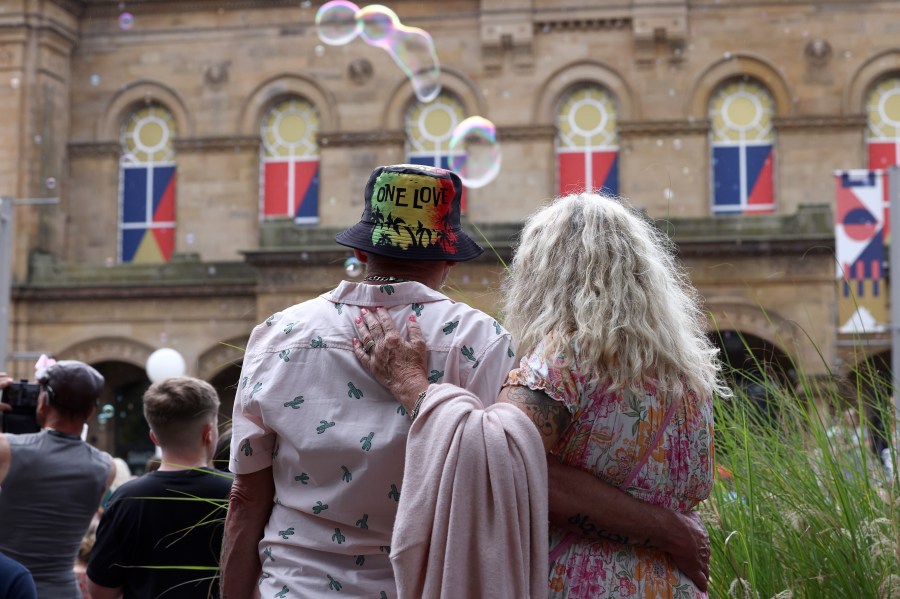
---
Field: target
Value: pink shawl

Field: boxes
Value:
[391,383,549,599]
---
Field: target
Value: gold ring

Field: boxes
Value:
[363,340,376,354]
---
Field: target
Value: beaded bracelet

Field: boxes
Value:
[409,389,428,422]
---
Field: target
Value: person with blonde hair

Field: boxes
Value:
[354,192,727,597]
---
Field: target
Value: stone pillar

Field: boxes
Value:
[0,1,79,280]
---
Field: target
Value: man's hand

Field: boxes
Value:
[656,509,710,591]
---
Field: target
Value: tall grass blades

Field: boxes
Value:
[704,360,898,599]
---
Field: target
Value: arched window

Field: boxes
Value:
[866,76,900,169]
[119,104,177,263]
[405,92,467,211]
[556,85,619,196]
[709,79,775,215]
[260,97,320,223]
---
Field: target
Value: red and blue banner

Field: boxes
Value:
[262,158,319,223]
[835,170,887,332]
[557,149,619,196]
[120,164,176,263]
[712,143,774,215]
[868,140,898,242]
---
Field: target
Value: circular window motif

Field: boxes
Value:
[122,104,176,163]
[867,77,900,140]
[406,93,465,154]
[557,86,618,149]
[710,80,774,143]
[262,98,319,158]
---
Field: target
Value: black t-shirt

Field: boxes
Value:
[87,468,233,599]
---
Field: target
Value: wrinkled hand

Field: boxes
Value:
[666,510,710,592]
[352,308,429,410]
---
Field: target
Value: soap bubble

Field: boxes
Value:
[118,12,134,30]
[344,256,363,277]
[45,177,56,190]
[10,77,20,89]
[448,116,501,188]
[357,4,440,102]
[89,74,101,86]
[316,1,361,46]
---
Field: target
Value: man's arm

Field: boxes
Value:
[547,459,709,591]
[86,581,123,599]
[0,373,12,485]
[221,468,275,599]
[498,384,710,591]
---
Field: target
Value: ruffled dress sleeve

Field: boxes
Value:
[504,338,582,416]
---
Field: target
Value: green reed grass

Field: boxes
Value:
[705,361,899,599]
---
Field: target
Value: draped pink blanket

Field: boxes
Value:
[391,383,549,599]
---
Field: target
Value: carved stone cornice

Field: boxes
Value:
[82,0,303,16]
[534,18,630,33]
[773,115,867,132]
[174,135,260,152]
[619,119,710,137]
[14,282,256,301]
[496,124,556,143]
[317,130,405,148]
[67,140,119,157]
[49,0,86,17]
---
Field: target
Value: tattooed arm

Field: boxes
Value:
[497,385,710,591]
[497,384,572,452]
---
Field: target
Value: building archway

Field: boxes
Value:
[849,350,892,460]
[89,361,153,474]
[709,329,794,420]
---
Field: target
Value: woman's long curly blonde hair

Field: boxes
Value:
[502,193,729,400]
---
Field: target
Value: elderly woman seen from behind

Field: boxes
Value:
[355,193,729,598]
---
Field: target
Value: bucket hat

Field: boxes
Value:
[335,164,483,261]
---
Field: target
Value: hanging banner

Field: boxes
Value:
[835,170,887,333]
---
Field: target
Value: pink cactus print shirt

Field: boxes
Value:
[230,281,517,599]
[506,339,714,599]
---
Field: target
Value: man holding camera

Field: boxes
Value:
[0,361,115,598]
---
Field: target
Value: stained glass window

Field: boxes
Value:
[556,85,619,196]
[260,97,320,223]
[119,104,177,263]
[709,79,775,215]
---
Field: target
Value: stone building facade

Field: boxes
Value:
[2,0,898,464]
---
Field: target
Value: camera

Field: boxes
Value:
[1,380,42,434]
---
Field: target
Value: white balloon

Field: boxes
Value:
[146,348,186,383]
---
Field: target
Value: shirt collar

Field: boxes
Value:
[325,280,452,307]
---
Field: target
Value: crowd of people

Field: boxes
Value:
[1,163,734,598]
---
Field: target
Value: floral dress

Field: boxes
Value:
[505,340,714,599]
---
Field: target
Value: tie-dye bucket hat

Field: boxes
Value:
[335,164,483,261]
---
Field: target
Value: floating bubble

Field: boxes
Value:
[357,4,440,102]
[663,188,674,200]
[10,77,20,89]
[672,138,683,150]
[185,232,195,245]
[448,116,501,188]
[300,0,312,7]
[45,177,56,189]
[314,44,326,57]
[89,74,101,86]
[118,12,134,30]
[316,1,361,46]
[34,135,42,144]
[344,256,363,278]
[105,256,114,267]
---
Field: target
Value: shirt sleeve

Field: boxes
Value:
[229,325,277,474]
[86,494,130,589]
[504,338,581,415]
[465,332,519,407]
